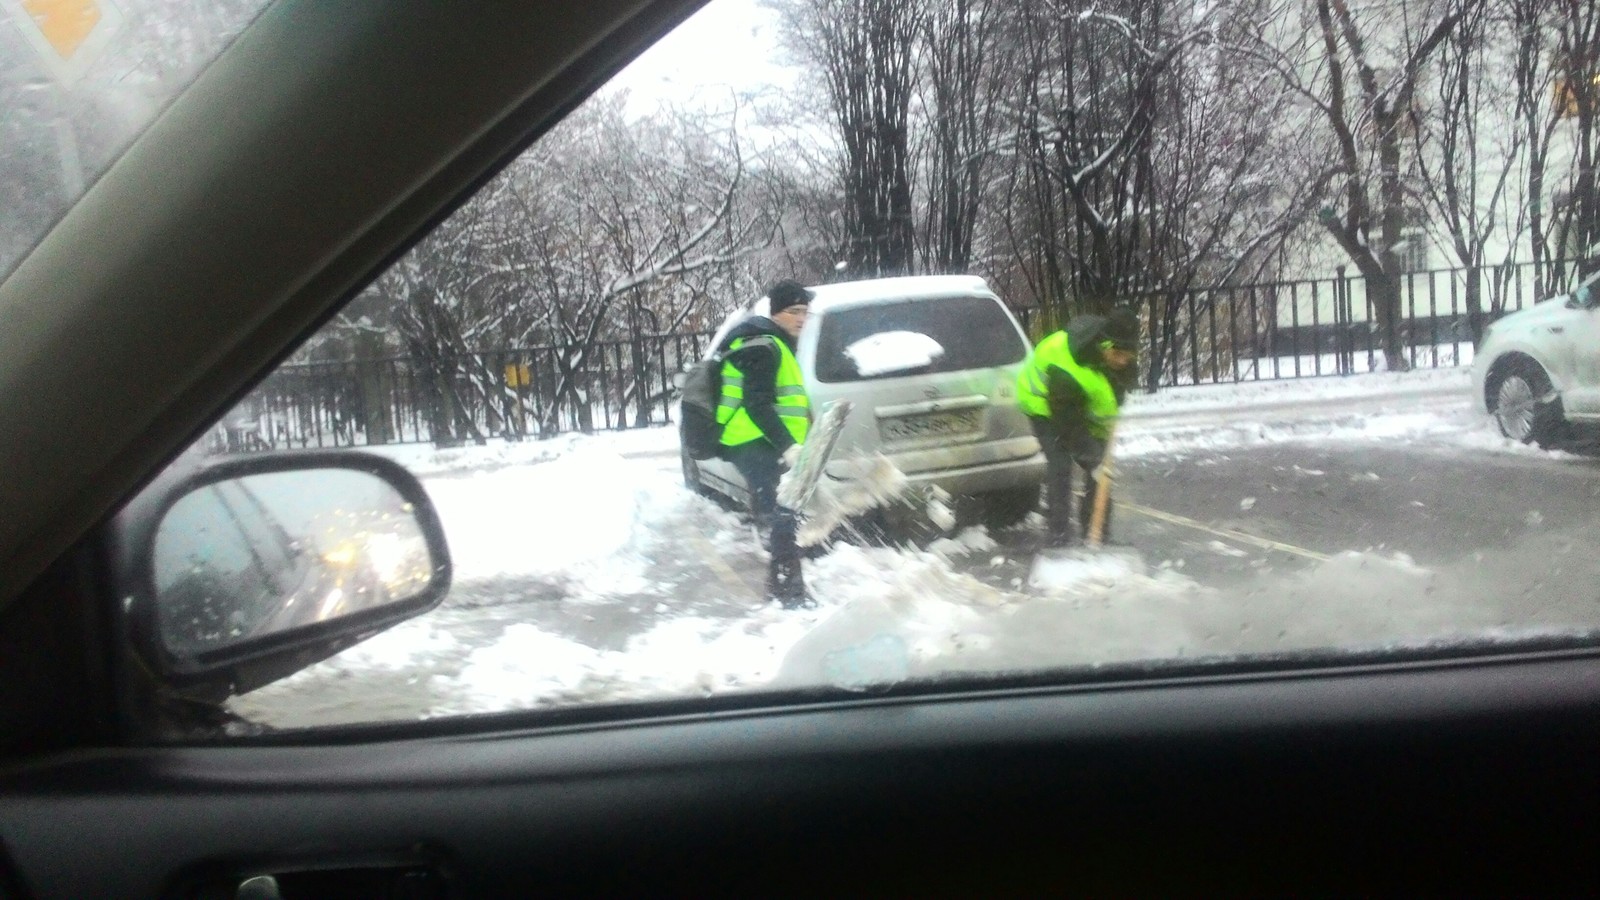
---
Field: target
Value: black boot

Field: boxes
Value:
[767,556,812,609]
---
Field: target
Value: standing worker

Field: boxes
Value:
[1017,309,1140,547]
[718,279,814,608]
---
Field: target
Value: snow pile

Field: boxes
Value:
[844,330,945,376]
[1028,551,1145,591]
[423,448,651,593]
[316,618,463,671]
[775,544,1207,689]
[927,526,998,559]
[446,607,828,712]
[369,427,680,477]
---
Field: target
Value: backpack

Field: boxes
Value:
[679,349,729,461]
[678,335,777,460]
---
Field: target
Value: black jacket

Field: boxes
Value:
[719,316,800,452]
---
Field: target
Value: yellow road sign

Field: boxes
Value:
[23,0,99,59]
[4,0,121,82]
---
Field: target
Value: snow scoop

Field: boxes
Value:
[1027,421,1147,591]
[778,399,853,513]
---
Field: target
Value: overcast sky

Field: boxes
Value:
[607,0,801,116]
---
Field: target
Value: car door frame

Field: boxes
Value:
[1,0,1598,895]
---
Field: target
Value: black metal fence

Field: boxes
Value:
[208,332,715,453]
[1016,258,1586,390]
[212,260,1587,451]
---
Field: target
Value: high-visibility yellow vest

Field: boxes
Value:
[1016,330,1118,438]
[718,335,810,446]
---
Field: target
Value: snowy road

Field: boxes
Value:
[232,369,1600,728]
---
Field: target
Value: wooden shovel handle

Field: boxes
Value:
[1086,422,1116,547]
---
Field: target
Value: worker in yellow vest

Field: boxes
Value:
[1017,309,1140,547]
[717,279,813,608]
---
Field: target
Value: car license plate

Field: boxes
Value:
[880,408,982,442]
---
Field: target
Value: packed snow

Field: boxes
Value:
[231,368,1600,728]
[844,330,945,376]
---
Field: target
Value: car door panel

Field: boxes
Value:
[1566,308,1600,417]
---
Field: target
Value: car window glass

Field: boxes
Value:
[814,296,1027,382]
[1,0,272,278]
[129,0,1600,733]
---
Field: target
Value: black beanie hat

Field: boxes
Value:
[766,279,814,315]
[1104,307,1140,350]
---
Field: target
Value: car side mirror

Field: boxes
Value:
[114,451,451,702]
[1569,284,1597,310]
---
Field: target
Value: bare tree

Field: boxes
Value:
[983,0,1310,387]
[919,0,1006,273]
[781,0,924,277]
[1291,0,1471,370]
[1544,0,1600,272]
[1411,0,1521,341]
[1000,0,1186,317]
[351,96,776,442]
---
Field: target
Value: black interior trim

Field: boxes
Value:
[161,636,1600,748]
[3,653,1596,896]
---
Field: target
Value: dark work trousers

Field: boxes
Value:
[1029,416,1110,545]
[723,439,805,604]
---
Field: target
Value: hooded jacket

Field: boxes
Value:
[1018,314,1131,430]
[717,316,804,452]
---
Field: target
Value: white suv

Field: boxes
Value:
[683,275,1046,528]
[1473,270,1600,447]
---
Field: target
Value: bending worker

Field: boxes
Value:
[1017,309,1140,547]
[717,279,813,608]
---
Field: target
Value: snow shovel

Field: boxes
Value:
[777,399,853,513]
[1027,421,1146,591]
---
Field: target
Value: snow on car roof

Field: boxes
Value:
[716,275,1001,349]
[802,275,996,312]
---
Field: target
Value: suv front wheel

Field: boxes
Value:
[1489,359,1566,447]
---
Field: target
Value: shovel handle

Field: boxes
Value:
[1085,422,1116,548]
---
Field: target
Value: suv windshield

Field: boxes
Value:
[814,295,1028,382]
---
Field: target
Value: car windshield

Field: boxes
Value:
[0,0,270,278]
[109,0,1600,731]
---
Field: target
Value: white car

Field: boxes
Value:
[1473,270,1600,447]
[683,275,1047,529]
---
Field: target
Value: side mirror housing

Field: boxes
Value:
[113,451,451,704]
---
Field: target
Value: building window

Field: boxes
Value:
[1395,226,1429,273]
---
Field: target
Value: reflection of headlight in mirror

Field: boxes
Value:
[365,532,408,586]
[319,586,344,619]
[323,543,359,567]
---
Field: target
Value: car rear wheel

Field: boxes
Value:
[974,485,1040,530]
[1491,361,1564,447]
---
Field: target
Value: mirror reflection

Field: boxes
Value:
[153,468,436,656]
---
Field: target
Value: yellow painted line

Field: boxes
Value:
[689,531,760,595]
[1120,501,1333,562]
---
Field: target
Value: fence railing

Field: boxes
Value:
[209,332,715,453]
[1016,258,1586,390]
[212,259,1588,451]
